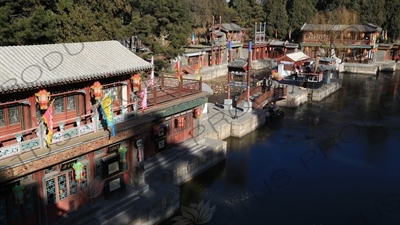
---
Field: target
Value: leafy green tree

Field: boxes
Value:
[359,0,385,26]
[287,0,317,41]
[0,0,58,45]
[326,0,362,12]
[263,0,290,39]
[383,0,400,40]
[185,0,213,28]
[229,0,264,28]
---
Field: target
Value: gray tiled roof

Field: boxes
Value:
[300,23,382,32]
[209,23,244,32]
[221,23,243,31]
[0,41,152,93]
[270,40,287,46]
[228,58,248,69]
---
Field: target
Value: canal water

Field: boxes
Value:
[161,72,400,225]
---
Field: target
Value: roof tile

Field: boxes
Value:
[0,40,152,92]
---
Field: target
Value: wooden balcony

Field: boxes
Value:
[302,37,373,46]
[0,77,202,161]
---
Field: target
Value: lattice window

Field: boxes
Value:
[58,174,68,200]
[45,166,87,205]
[45,178,56,205]
[68,171,78,195]
[54,97,64,114]
[0,109,5,127]
[0,106,21,127]
[8,106,19,125]
[67,96,75,111]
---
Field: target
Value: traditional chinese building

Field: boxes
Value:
[0,41,207,225]
[182,21,245,71]
[299,23,383,63]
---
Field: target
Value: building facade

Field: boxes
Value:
[300,23,383,63]
[0,41,207,225]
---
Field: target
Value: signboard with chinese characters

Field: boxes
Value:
[108,143,121,154]
[60,159,78,171]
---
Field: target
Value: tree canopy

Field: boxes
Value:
[0,0,399,54]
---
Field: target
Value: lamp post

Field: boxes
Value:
[290,75,295,94]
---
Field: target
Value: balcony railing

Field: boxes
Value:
[0,77,202,161]
[302,37,373,46]
[236,85,288,108]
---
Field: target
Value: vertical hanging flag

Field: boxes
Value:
[42,99,55,148]
[141,88,148,113]
[100,92,116,136]
[191,33,195,44]
[275,29,278,39]
[289,29,291,41]
[385,30,388,40]
[150,56,154,88]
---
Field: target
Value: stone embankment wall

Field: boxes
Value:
[342,64,378,74]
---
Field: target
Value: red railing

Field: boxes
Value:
[235,85,288,109]
[0,76,203,160]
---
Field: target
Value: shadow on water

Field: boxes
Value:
[161,71,400,225]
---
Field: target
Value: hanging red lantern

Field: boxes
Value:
[193,108,202,119]
[176,116,185,128]
[131,74,142,93]
[35,89,51,110]
[90,81,103,100]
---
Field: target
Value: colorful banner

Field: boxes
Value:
[42,99,55,148]
[141,88,148,113]
[99,92,116,136]
[150,56,154,88]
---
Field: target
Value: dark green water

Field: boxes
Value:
[161,72,400,225]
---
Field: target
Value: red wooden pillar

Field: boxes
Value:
[29,96,38,129]
[153,88,157,106]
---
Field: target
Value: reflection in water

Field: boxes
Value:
[161,72,400,225]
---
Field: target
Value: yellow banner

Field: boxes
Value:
[101,92,113,124]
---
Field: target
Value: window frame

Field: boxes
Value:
[0,105,23,135]
[44,161,89,206]
[50,95,78,124]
